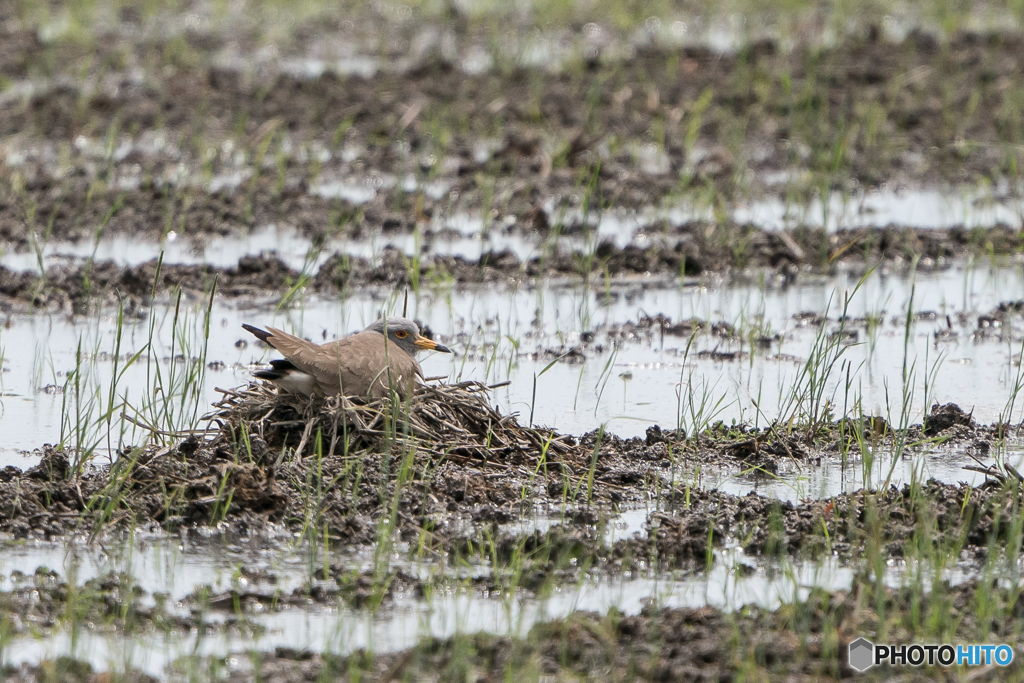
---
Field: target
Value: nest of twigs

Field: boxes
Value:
[206,380,581,468]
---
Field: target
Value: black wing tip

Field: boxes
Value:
[254,369,284,381]
[255,359,298,381]
[242,323,272,343]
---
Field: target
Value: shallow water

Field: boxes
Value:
[3,184,1023,274]
[9,4,1024,676]
[709,443,1023,501]
[0,217,555,272]
[3,263,1024,470]
[3,211,1024,675]
[0,524,946,677]
[5,559,855,677]
[731,185,1024,232]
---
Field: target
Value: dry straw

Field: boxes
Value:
[207,379,581,468]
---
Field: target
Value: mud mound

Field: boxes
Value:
[207,380,579,466]
[924,402,974,436]
[0,384,1010,546]
[0,382,624,540]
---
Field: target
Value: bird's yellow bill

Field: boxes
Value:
[414,336,452,353]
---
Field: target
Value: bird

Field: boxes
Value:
[242,316,451,400]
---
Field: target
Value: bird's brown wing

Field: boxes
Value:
[265,327,422,398]
[326,332,423,399]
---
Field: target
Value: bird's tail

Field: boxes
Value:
[242,323,273,343]
[254,359,298,380]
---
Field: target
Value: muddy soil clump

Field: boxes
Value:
[5,31,1024,251]
[187,566,422,612]
[642,478,1007,564]
[0,566,249,639]
[1,224,1022,310]
[0,388,1015,571]
[98,579,1022,682]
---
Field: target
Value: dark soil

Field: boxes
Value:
[0,390,1015,575]
[187,566,423,612]
[445,472,1018,583]
[0,385,1018,679]
[0,565,253,639]
[5,24,1024,309]
[6,15,1024,674]
[636,478,1008,563]
[0,223,1021,310]
[6,27,1024,299]
[6,27,1024,243]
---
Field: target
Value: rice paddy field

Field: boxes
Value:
[7,0,1024,680]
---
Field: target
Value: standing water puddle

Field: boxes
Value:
[4,184,1024,273]
[2,262,1024,463]
[0,515,980,678]
[3,220,1024,676]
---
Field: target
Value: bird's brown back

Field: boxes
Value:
[264,326,421,399]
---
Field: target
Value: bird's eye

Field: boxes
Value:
[395,330,408,338]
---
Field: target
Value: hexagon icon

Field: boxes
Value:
[848,638,875,672]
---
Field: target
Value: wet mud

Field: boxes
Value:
[10,578,1018,682]
[6,31,1024,250]
[1,224,1023,309]
[7,11,1024,677]
[227,579,1024,682]
[0,566,257,640]
[187,566,421,612]
[0,388,1015,576]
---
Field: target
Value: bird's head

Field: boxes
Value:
[368,316,452,357]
